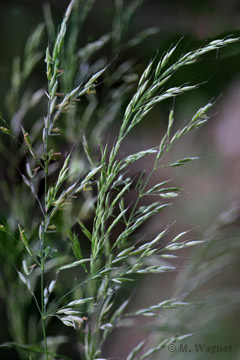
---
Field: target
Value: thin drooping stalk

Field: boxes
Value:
[1,1,240,359]
[39,1,77,357]
[39,104,50,360]
[41,248,48,360]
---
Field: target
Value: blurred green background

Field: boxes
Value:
[0,1,240,359]
[1,0,240,228]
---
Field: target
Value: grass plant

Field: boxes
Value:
[0,1,239,359]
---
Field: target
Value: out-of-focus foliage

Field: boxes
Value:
[0,1,240,360]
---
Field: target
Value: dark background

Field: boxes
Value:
[0,0,240,228]
[0,1,240,359]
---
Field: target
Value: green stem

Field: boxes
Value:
[40,111,50,359]
[41,258,49,360]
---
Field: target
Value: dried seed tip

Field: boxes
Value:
[21,128,39,161]
[0,126,11,135]
[83,185,92,191]
[51,127,60,133]
[51,152,61,158]
[32,167,40,174]
[65,0,75,19]
[18,225,34,259]
[18,224,25,236]
[87,86,96,94]
[22,128,31,145]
